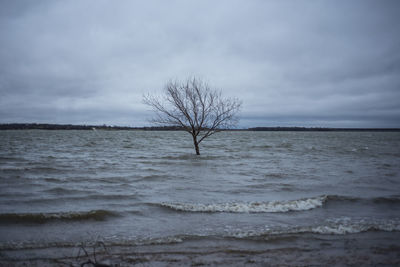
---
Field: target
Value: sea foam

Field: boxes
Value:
[159,196,327,213]
[309,217,400,235]
[229,217,400,238]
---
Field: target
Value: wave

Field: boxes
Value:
[0,235,186,251]
[0,166,62,174]
[155,195,400,213]
[230,218,400,238]
[373,196,400,204]
[2,218,399,251]
[326,195,400,204]
[156,196,327,213]
[276,142,292,149]
[263,173,285,179]
[0,217,399,251]
[0,156,28,162]
[43,187,88,194]
[84,194,139,200]
[136,174,169,182]
[43,176,132,184]
[12,193,139,204]
[0,210,119,224]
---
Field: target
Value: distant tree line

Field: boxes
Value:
[0,123,399,132]
[248,127,400,132]
[0,123,191,131]
[0,123,129,130]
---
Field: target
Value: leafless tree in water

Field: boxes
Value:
[143,77,241,155]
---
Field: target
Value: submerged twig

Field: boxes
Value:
[76,241,111,267]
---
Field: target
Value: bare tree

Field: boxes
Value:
[143,77,241,155]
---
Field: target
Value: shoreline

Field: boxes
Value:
[1,233,400,266]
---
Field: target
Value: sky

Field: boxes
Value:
[0,0,399,128]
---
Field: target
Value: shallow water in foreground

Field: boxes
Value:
[0,130,399,265]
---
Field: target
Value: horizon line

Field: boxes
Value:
[0,123,399,131]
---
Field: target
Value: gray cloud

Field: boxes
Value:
[0,0,399,127]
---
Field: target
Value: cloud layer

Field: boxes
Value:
[1,0,399,127]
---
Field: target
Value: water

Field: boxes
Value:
[0,130,400,265]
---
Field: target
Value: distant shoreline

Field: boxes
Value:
[0,123,399,132]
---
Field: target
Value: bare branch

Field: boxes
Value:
[143,77,241,155]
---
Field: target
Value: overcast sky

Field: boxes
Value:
[1,0,399,128]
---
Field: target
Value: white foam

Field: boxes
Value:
[160,196,327,213]
[135,236,184,246]
[229,218,400,238]
[309,218,400,235]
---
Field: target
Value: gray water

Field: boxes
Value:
[1,130,400,265]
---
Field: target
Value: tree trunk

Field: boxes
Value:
[192,135,200,155]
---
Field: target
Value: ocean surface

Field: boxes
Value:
[0,130,399,265]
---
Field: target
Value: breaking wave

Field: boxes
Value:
[155,195,400,213]
[230,217,400,238]
[1,218,399,251]
[157,196,327,213]
[0,210,119,224]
